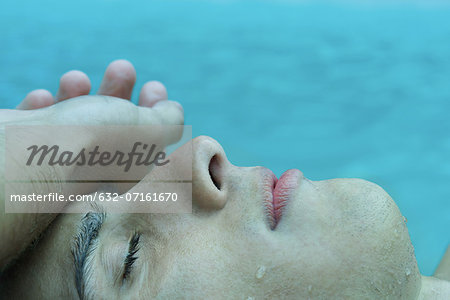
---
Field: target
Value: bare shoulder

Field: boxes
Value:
[435,245,450,281]
[418,276,450,300]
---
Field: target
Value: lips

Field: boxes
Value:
[263,169,303,230]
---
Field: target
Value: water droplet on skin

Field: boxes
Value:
[403,216,408,223]
[308,285,312,293]
[255,266,266,279]
[405,268,411,276]
[246,297,254,300]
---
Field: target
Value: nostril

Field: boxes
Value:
[208,155,222,190]
[192,136,229,210]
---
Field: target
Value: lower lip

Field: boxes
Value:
[263,169,303,230]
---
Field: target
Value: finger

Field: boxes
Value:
[150,100,184,145]
[150,100,184,126]
[138,81,168,107]
[17,89,54,110]
[97,59,136,100]
[56,70,91,102]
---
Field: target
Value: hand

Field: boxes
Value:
[0,60,184,270]
[7,59,183,127]
[5,59,184,196]
[17,59,176,111]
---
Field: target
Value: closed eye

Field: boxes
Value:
[122,231,141,282]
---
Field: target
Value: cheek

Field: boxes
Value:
[154,238,233,298]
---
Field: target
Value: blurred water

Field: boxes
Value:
[1,0,449,276]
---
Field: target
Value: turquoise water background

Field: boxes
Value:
[1,0,449,276]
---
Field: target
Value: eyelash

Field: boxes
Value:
[123,232,141,281]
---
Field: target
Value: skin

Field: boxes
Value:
[1,62,449,299]
[434,246,450,281]
[0,60,183,271]
[0,136,436,299]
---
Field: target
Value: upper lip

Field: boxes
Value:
[262,168,302,230]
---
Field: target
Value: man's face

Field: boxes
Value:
[2,136,421,299]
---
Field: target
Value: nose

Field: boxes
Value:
[192,136,229,210]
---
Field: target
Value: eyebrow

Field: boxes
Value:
[71,206,106,300]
